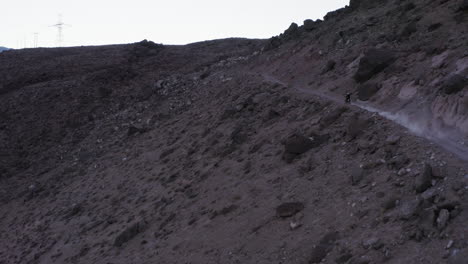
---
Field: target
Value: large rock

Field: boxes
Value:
[276,202,304,218]
[459,0,468,11]
[354,49,396,83]
[114,220,146,247]
[281,23,301,41]
[283,133,329,156]
[303,19,316,31]
[398,197,421,220]
[309,232,340,263]
[350,166,365,185]
[414,163,433,193]
[357,82,380,101]
[436,209,450,230]
[442,74,467,95]
[399,22,418,40]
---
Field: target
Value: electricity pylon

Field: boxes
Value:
[50,14,71,47]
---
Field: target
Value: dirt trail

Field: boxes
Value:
[263,73,468,162]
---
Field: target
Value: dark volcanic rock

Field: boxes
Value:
[350,166,364,185]
[414,163,433,193]
[309,231,340,263]
[399,22,418,39]
[321,60,336,74]
[442,74,467,95]
[276,202,304,218]
[304,19,316,31]
[459,0,468,11]
[320,107,347,128]
[114,221,146,247]
[128,126,143,136]
[354,49,396,83]
[284,135,315,155]
[357,82,380,101]
[284,133,329,156]
[436,209,450,230]
[398,198,421,220]
[347,114,369,140]
[427,23,442,32]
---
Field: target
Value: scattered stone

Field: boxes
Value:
[351,166,365,185]
[321,60,336,74]
[304,19,316,31]
[320,107,347,128]
[127,126,143,136]
[414,163,433,193]
[289,220,302,230]
[63,203,82,219]
[403,2,416,11]
[284,135,315,155]
[283,133,329,162]
[211,204,239,219]
[420,187,438,201]
[398,197,421,220]
[441,74,467,95]
[346,114,369,140]
[388,155,409,170]
[362,237,384,250]
[459,0,468,11]
[309,232,340,263]
[354,49,396,83]
[448,248,468,264]
[357,82,380,101]
[399,22,418,39]
[114,220,146,247]
[276,202,304,218]
[386,134,401,145]
[382,196,399,211]
[436,209,450,230]
[446,240,454,249]
[335,252,353,264]
[428,22,442,32]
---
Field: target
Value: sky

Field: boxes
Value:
[0,0,349,49]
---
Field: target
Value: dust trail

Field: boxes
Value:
[261,73,468,161]
[356,103,468,161]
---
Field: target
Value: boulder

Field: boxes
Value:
[321,60,336,74]
[309,232,340,263]
[442,74,467,95]
[284,133,329,155]
[114,220,146,247]
[414,163,433,193]
[276,202,304,218]
[281,23,301,41]
[354,49,396,83]
[436,209,450,230]
[357,82,380,101]
[399,22,418,39]
[303,19,316,31]
[398,197,421,220]
[350,166,365,185]
[459,0,468,11]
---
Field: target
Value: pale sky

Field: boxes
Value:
[0,0,349,49]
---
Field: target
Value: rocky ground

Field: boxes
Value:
[0,0,467,263]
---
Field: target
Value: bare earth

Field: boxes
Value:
[0,0,467,263]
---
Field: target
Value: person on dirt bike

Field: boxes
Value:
[345,92,352,103]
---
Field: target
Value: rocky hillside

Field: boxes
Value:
[0,1,467,264]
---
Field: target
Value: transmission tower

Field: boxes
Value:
[50,14,70,47]
[33,33,38,48]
